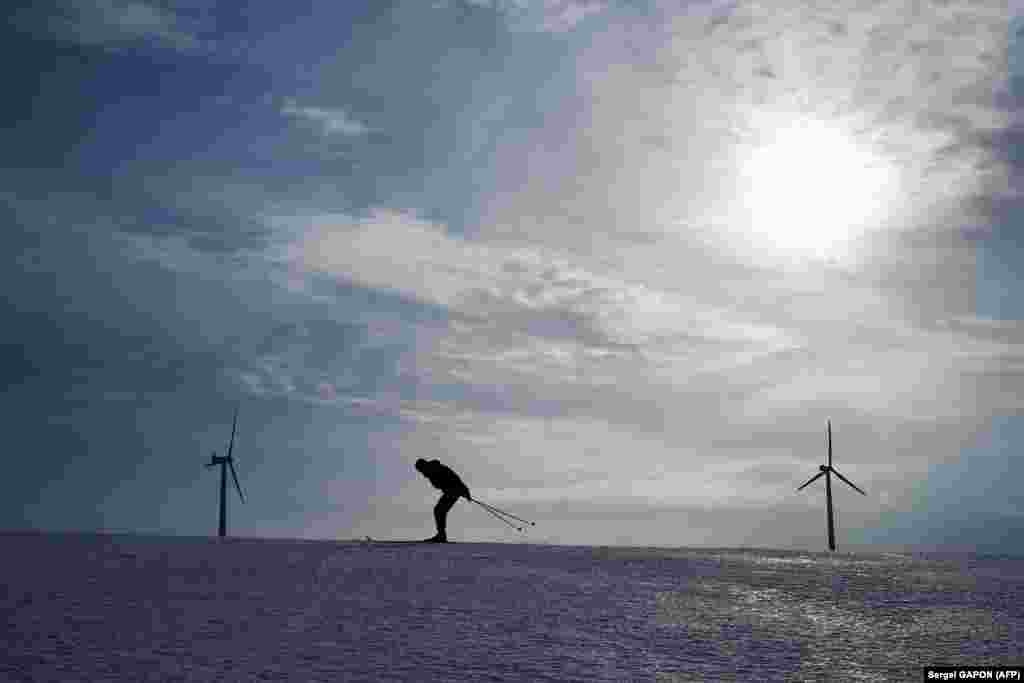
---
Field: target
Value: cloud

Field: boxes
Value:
[276,5,1024,518]
[290,211,820,431]
[282,205,1024,480]
[282,100,372,138]
[469,0,1013,273]
[21,0,209,53]
[318,382,338,401]
[435,0,611,33]
[34,0,1015,546]
[106,0,1018,540]
[529,0,610,33]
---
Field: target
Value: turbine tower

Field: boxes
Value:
[797,420,866,551]
[205,406,246,537]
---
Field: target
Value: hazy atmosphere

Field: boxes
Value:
[3,0,1022,552]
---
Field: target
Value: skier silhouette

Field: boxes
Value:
[415,458,471,543]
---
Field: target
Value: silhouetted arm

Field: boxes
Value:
[454,474,471,500]
[451,476,471,500]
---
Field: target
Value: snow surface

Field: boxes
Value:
[2,531,1022,681]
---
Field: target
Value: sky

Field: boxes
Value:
[2,0,1022,552]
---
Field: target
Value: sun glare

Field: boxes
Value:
[739,118,892,261]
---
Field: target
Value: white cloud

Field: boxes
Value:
[435,0,611,33]
[267,217,1017,541]
[282,100,372,137]
[530,0,610,33]
[34,0,207,52]
[292,209,792,349]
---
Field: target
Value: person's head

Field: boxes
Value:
[415,458,428,473]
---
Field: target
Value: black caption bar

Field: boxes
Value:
[924,667,1023,681]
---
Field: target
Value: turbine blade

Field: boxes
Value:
[229,460,245,503]
[827,420,832,468]
[797,470,826,491]
[226,406,239,461]
[831,468,866,495]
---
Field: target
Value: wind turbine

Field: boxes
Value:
[205,406,246,538]
[797,420,866,551]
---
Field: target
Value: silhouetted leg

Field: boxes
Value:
[433,491,459,541]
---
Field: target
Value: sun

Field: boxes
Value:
[738,117,892,261]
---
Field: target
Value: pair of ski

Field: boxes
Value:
[363,536,444,545]
[365,499,536,544]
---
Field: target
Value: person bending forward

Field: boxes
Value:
[414,458,471,543]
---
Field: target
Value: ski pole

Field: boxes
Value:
[477,500,534,526]
[476,499,534,525]
[475,500,524,532]
[474,499,536,527]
